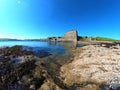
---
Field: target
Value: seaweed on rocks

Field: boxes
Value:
[4,45,34,57]
[0,59,37,90]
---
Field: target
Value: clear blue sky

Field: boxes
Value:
[0,0,120,39]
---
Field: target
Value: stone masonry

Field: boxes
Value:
[63,30,78,42]
[48,30,78,42]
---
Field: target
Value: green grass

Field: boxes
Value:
[78,36,120,42]
[91,36,119,41]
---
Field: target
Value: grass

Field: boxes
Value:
[78,36,120,42]
[91,36,119,42]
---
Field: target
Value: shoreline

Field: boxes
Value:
[1,42,120,89]
[0,45,74,90]
[59,44,120,90]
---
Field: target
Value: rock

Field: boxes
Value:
[77,84,101,90]
[39,80,62,90]
[34,64,48,79]
[116,86,120,90]
[29,84,35,89]
[64,30,78,42]
[59,45,120,89]
[34,64,62,90]
[3,45,33,57]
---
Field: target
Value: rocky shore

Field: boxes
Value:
[0,45,60,90]
[0,43,76,90]
[1,43,120,90]
[59,44,120,90]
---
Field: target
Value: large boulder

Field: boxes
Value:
[64,30,78,42]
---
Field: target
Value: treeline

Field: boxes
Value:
[0,38,19,41]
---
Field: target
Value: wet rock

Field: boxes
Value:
[0,45,57,89]
[6,45,34,56]
[29,84,35,90]
[116,86,120,90]
[39,80,62,90]
[78,84,101,90]
[33,63,63,90]
[34,50,52,58]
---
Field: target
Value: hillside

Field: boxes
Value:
[78,36,120,42]
[0,38,19,41]
[0,38,41,41]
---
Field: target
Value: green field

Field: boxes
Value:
[78,36,120,42]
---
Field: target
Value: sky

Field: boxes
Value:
[0,0,120,39]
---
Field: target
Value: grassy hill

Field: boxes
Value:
[78,36,120,42]
[91,37,119,41]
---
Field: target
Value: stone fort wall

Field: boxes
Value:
[48,30,78,42]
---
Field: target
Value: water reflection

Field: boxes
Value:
[0,41,82,90]
[48,41,77,49]
[0,41,77,50]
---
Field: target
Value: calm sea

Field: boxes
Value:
[0,41,77,55]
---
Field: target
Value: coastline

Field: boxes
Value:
[0,43,75,90]
[1,41,120,90]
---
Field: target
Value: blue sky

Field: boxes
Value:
[0,0,120,39]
